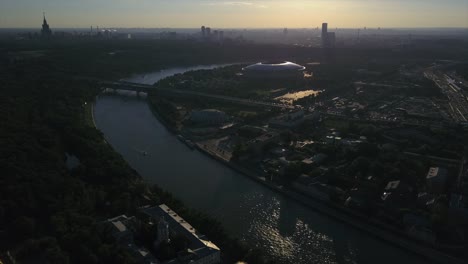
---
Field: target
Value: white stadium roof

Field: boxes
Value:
[243,61,306,72]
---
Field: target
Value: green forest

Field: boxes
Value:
[0,39,288,263]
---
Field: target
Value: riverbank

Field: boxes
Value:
[143,88,466,263]
[92,89,284,264]
[193,143,465,264]
[140,67,467,263]
[84,101,96,128]
[145,92,465,263]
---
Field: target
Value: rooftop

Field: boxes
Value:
[427,167,447,179]
[385,180,401,190]
[141,205,220,253]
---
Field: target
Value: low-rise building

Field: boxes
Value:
[449,194,468,225]
[103,204,221,264]
[190,109,228,125]
[269,109,306,128]
[381,180,413,208]
[416,192,434,210]
[248,132,280,154]
[426,167,448,194]
[103,215,159,264]
[302,153,328,166]
[140,205,221,264]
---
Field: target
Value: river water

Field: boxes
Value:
[94,65,429,264]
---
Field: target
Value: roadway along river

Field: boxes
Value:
[94,65,429,264]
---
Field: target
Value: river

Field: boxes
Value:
[94,65,429,264]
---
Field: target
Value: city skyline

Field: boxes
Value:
[1,0,467,28]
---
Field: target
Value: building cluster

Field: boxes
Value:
[190,109,229,125]
[200,26,224,42]
[20,13,132,41]
[103,204,221,264]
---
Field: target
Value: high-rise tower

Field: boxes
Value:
[321,23,328,37]
[321,23,328,47]
[201,26,206,38]
[41,12,52,38]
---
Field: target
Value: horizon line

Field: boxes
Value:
[1,26,468,30]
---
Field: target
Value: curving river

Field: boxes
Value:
[94,65,429,264]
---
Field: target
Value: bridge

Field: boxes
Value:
[100,81,296,110]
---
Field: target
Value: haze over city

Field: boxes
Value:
[1,0,467,28]
[1,0,468,264]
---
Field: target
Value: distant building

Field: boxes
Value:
[206,27,211,37]
[321,22,336,48]
[426,167,448,194]
[41,12,52,39]
[321,23,328,41]
[201,26,206,38]
[269,109,307,128]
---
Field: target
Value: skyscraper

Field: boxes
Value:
[321,23,328,48]
[201,26,206,38]
[321,23,328,39]
[41,12,52,39]
[321,22,336,48]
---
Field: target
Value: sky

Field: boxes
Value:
[0,0,467,28]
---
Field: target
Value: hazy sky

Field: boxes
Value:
[1,0,467,28]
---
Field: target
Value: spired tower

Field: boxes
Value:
[41,12,52,38]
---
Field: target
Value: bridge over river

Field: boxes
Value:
[101,80,296,110]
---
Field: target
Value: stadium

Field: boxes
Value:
[242,61,306,79]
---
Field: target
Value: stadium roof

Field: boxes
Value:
[243,61,306,72]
